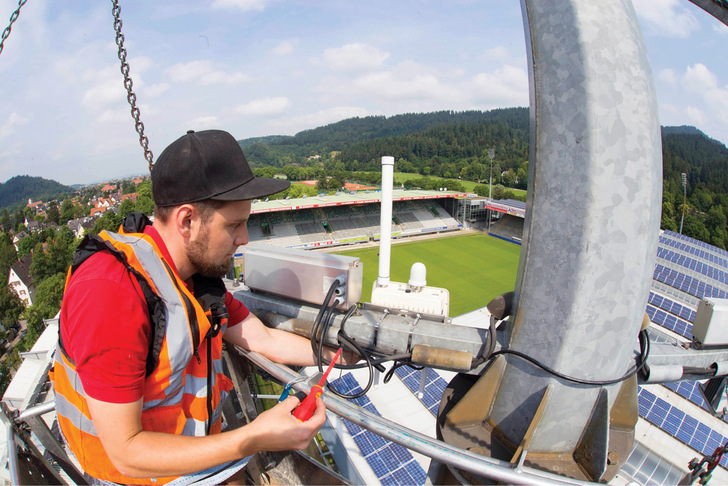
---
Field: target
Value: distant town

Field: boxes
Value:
[0,175,154,393]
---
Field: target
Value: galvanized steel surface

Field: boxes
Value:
[493,0,663,453]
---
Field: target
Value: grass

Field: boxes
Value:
[393,172,527,198]
[334,233,521,317]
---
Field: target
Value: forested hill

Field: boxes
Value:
[240,108,528,167]
[660,126,728,249]
[661,126,728,195]
[0,176,74,212]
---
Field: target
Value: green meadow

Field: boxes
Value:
[334,233,521,317]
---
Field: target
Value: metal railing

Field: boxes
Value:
[239,347,595,486]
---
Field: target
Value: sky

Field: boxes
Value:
[0,0,727,186]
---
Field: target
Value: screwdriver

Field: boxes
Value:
[292,347,342,421]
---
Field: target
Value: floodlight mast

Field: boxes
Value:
[488,148,494,234]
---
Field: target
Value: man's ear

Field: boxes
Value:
[174,204,196,240]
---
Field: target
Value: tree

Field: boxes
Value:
[29,272,65,320]
[29,226,76,283]
[121,180,137,194]
[120,198,136,219]
[0,210,10,232]
[0,235,18,281]
[46,201,60,225]
[0,285,24,329]
[89,211,122,236]
[60,199,80,224]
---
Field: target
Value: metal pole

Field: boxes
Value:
[488,148,495,234]
[680,172,687,234]
[6,425,20,486]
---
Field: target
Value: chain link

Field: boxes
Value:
[111,0,154,173]
[0,0,28,56]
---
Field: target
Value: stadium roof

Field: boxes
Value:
[251,189,467,214]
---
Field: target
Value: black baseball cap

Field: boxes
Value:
[152,129,290,207]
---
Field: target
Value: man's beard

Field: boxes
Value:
[187,225,231,278]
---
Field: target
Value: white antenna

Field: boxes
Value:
[377,156,394,287]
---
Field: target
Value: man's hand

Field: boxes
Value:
[240,395,326,452]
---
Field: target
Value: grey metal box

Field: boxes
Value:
[693,298,728,347]
[243,246,362,309]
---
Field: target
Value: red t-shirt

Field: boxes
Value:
[60,226,249,403]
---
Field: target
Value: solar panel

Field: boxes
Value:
[330,372,428,485]
[394,366,448,416]
[638,387,728,467]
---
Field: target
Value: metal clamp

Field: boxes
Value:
[406,313,422,353]
[373,308,389,348]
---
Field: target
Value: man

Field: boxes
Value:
[51,129,344,485]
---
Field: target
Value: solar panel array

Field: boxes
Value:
[646,305,693,338]
[660,235,728,269]
[664,231,728,260]
[330,373,428,485]
[657,247,728,285]
[641,230,728,473]
[638,387,728,468]
[648,291,697,323]
[653,264,727,300]
[664,381,707,410]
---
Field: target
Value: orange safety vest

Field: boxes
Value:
[50,218,234,485]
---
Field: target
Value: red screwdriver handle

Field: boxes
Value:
[292,385,323,421]
[292,348,343,421]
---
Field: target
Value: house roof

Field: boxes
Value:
[9,253,33,287]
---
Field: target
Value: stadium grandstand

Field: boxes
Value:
[245,189,465,250]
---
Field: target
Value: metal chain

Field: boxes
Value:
[0,0,28,56]
[686,441,728,485]
[111,0,154,173]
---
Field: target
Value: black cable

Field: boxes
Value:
[309,283,422,399]
[491,329,650,386]
[310,278,341,363]
[383,360,422,384]
[316,304,337,373]
[327,330,373,399]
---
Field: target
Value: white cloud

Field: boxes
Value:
[272,40,296,56]
[680,64,728,126]
[685,106,708,126]
[166,61,252,86]
[318,43,390,71]
[633,0,699,38]
[166,61,212,83]
[482,46,510,62]
[658,69,677,86]
[713,23,728,35]
[81,78,126,113]
[143,83,171,98]
[199,71,252,86]
[682,63,718,92]
[265,106,370,134]
[469,65,529,106]
[211,0,268,12]
[184,116,220,130]
[235,97,292,116]
[0,113,30,141]
[354,71,457,101]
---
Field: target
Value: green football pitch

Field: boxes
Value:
[333,233,521,317]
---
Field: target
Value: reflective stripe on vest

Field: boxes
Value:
[51,229,231,484]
